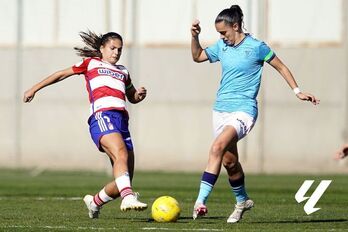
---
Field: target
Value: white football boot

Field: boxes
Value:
[120,193,147,211]
[83,195,100,219]
[227,199,254,223]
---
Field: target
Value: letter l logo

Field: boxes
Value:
[295,180,332,215]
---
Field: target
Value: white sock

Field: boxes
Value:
[115,172,133,199]
[93,188,114,207]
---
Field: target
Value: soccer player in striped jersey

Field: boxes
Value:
[190,5,319,223]
[23,31,147,218]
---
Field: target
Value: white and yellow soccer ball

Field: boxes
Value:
[151,196,181,222]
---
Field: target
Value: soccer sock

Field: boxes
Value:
[93,187,114,208]
[115,172,134,199]
[229,175,248,204]
[196,171,218,204]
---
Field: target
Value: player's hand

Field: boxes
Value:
[191,19,201,37]
[296,92,320,105]
[137,87,147,101]
[333,144,348,160]
[23,89,36,103]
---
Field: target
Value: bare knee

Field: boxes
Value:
[210,142,225,157]
[223,156,238,170]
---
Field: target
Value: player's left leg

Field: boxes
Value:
[220,111,255,223]
[117,149,146,210]
[101,133,147,211]
[223,142,253,223]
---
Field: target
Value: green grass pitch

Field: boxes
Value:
[0,169,347,231]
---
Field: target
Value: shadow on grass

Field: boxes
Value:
[120,216,226,223]
[179,216,225,220]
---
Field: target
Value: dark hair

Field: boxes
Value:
[215,5,244,29]
[74,30,123,58]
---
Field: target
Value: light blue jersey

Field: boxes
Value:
[205,34,275,119]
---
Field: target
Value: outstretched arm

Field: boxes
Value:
[269,56,319,105]
[191,19,208,63]
[23,67,76,103]
[126,85,147,104]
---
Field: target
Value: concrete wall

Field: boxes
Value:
[1,0,347,173]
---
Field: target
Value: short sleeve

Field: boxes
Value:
[205,40,221,63]
[117,65,133,89]
[72,58,91,74]
[259,42,275,63]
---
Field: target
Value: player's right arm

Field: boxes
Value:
[191,19,208,63]
[23,67,75,103]
[334,143,348,160]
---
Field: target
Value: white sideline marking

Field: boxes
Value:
[0,197,82,201]
[29,167,45,177]
[2,225,120,230]
[142,228,223,231]
[2,226,223,231]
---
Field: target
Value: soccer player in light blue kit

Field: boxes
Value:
[191,5,319,223]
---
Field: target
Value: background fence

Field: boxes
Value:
[0,0,347,173]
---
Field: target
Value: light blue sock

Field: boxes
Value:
[196,172,218,204]
[229,175,248,204]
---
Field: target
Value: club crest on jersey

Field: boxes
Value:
[108,122,114,130]
[244,50,252,58]
[98,69,124,80]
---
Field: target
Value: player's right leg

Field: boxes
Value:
[83,181,121,219]
[193,125,238,219]
[192,172,215,219]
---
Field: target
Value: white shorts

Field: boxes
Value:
[213,111,255,140]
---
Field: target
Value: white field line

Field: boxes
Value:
[142,228,223,231]
[0,197,198,202]
[0,196,82,201]
[1,225,120,230]
[1,225,224,231]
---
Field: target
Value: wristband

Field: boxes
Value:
[293,87,301,95]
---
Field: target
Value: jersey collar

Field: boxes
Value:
[224,33,249,48]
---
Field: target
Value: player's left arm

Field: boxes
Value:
[268,56,320,105]
[126,84,147,104]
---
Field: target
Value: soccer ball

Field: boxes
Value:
[151,196,181,222]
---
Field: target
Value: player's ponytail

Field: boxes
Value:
[74,30,102,58]
[230,5,243,21]
[74,30,123,58]
[215,4,244,29]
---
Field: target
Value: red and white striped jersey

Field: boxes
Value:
[72,57,132,115]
